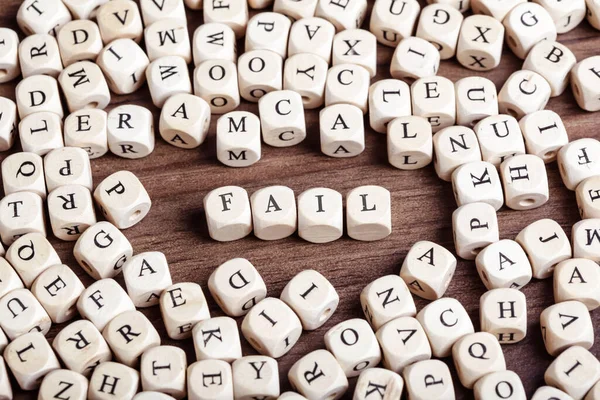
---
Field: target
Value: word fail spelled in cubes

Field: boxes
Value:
[103,310,161,368]
[94,171,152,229]
[354,368,404,400]
[544,346,600,399]
[298,188,343,243]
[97,39,149,95]
[232,356,280,399]
[216,111,261,167]
[376,316,431,373]
[401,241,457,300]
[403,359,455,400]
[452,332,506,389]
[238,50,282,103]
[325,64,370,114]
[368,79,411,134]
[288,350,349,400]
[192,316,242,362]
[160,94,211,149]
[209,258,266,317]
[346,186,391,241]
[160,282,210,340]
[360,275,416,330]
[123,252,172,308]
[242,297,302,358]
[250,186,296,240]
[204,186,252,242]
[259,90,306,147]
[0,288,51,339]
[554,258,600,310]
[480,288,527,344]
[140,346,187,398]
[387,116,433,170]
[516,219,571,279]
[390,37,440,83]
[194,60,240,115]
[4,331,60,391]
[31,264,85,323]
[89,362,140,400]
[456,15,504,71]
[540,301,594,356]
[187,360,233,400]
[417,297,474,357]
[475,239,532,290]
[77,278,135,331]
[320,104,365,158]
[280,269,338,330]
[325,319,381,377]
[47,184,97,240]
[53,319,112,377]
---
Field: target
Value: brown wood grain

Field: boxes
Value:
[1,1,600,398]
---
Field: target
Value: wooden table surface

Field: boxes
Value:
[1,0,600,398]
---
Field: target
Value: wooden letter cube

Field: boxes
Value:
[387,116,433,170]
[64,109,108,159]
[480,288,527,344]
[0,97,17,151]
[6,233,60,287]
[288,350,349,400]
[246,12,291,58]
[519,110,568,163]
[433,126,482,181]
[17,0,72,37]
[515,219,571,279]
[401,241,457,300]
[544,346,600,399]
[455,77,498,127]
[0,192,46,245]
[144,19,192,63]
[452,332,506,389]
[471,0,525,20]
[161,94,211,149]
[57,20,103,67]
[354,368,403,400]
[500,154,549,211]
[572,219,600,262]
[315,0,367,31]
[558,138,600,190]
[332,29,377,77]
[192,316,242,362]
[250,185,296,240]
[283,53,328,110]
[123,252,172,308]
[346,185,391,241]
[0,288,51,339]
[416,297,474,357]
[476,239,533,290]
[554,258,600,311]
[588,0,600,29]
[498,70,551,119]
[403,359,455,400]
[0,28,21,83]
[194,60,240,114]
[88,362,140,400]
[215,111,261,167]
[416,4,464,60]
[16,75,64,119]
[140,0,186,26]
[576,176,600,219]
[325,318,381,377]
[31,264,85,323]
[146,56,192,108]
[53,319,112,377]
[97,0,143,43]
[18,112,64,156]
[44,147,93,193]
[241,297,302,358]
[298,187,343,243]
[391,37,440,82]
[160,282,211,340]
[274,0,319,20]
[456,15,504,71]
[94,170,152,229]
[474,115,525,167]
[540,301,594,356]
[571,56,600,112]
[74,221,133,280]
[141,346,187,398]
[369,0,420,47]
[103,310,161,368]
[238,50,283,103]
[287,17,335,63]
[2,152,46,199]
[523,41,576,97]
[59,61,110,112]
[18,34,63,78]
[193,23,237,65]
[232,356,280,399]
[320,104,365,158]
[452,161,504,210]
[4,332,60,390]
[204,186,252,242]
[76,278,135,331]
[474,370,526,400]
[534,0,586,33]
[280,269,338,331]
[187,360,233,400]
[368,79,411,134]
[48,185,97,241]
[0,258,24,299]
[208,258,266,316]
[411,76,456,132]
[376,316,431,373]
[97,39,149,95]
[203,0,249,38]
[39,370,89,400]
[325,64,370,113]
[503,2,557,59]
[360,275,416,330]
[531,386,573,400]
